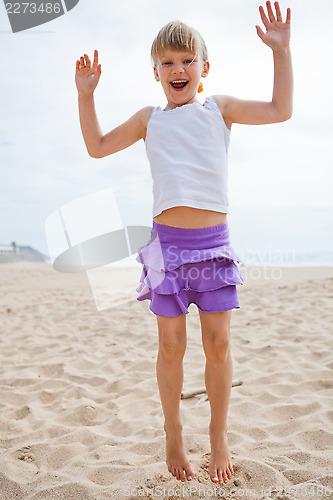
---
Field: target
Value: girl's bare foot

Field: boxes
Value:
[209,425,234,484]
[164,424,194,482]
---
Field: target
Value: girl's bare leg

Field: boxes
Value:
[156,314,194,482]
[198,309,235,485]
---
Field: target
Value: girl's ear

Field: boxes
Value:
[201,60,210,78]
[153,65,160,82]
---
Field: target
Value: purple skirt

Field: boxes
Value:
[135,221,244,317]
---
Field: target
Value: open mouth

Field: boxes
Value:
[170,80,189,90]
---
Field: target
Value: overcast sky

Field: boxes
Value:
[1,0,332,259]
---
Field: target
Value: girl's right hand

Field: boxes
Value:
[75,49,101,96]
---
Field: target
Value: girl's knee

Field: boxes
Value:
[157,314,187,361]
[159,335,186,361]
[203,329,231,360]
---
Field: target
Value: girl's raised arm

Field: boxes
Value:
[215,1,293,126]
[75,50,152,158]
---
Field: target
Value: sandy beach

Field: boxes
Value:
[0,262,332,499]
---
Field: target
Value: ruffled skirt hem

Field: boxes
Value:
[137,283,240,317]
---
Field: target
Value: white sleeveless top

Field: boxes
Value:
[145,96,231,218]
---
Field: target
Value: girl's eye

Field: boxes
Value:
[161,59,196,66]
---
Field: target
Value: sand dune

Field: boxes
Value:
[0,262,332,499]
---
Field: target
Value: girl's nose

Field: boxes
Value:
[172,63,185,74]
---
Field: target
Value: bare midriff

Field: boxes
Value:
[153,206,227,229]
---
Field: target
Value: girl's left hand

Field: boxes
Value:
[256,1,291,52]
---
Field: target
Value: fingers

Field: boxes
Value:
[255,25,266,42]
[84,54,91,68]
[259,5,270,30]
[286,7,291,24]
[273,1,291,24]
[76,55,87,70]
[266,1,276,23]
[259,2,290,27]
[76,50,99,70]
[274,2,282,22]
[93,49,98,67]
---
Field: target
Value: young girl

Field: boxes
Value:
[75,1,292,485]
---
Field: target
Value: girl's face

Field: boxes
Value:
[153,48,209,110]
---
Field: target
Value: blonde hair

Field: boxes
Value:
[151,20,208,66]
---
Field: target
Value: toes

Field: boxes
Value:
[226,464,233,479]
[222,469,229,483]
[167,462,193,482]
[217,468,230,484]
[210,470,219,483]
[179,468,186,482]
[186,470,193,481]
